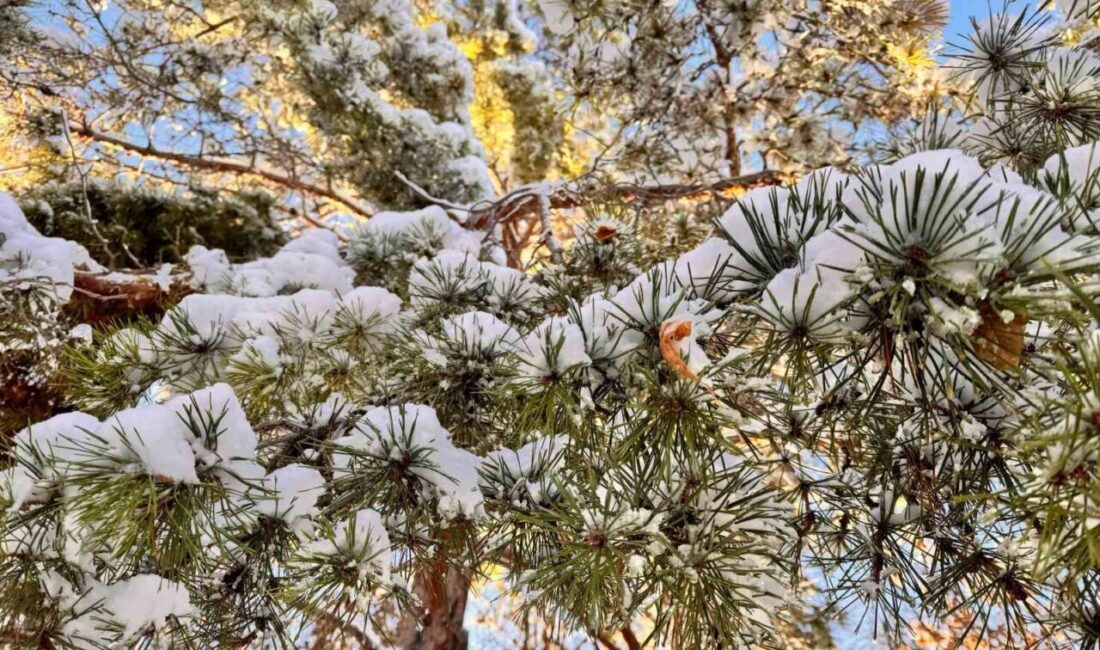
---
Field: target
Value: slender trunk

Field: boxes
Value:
[399,556,470,650]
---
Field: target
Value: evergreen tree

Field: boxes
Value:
[18,182,285,269]
[4,1,1100,650]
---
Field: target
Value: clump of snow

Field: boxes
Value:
[516,317,592,385]
[11,385,262,488]
[164,383,258,475]
[333,404,486,521]
[184,245,231,290]
[407,250,488,307]
[97,403,201,484]
[437,310,521,359]
[229,334,283,373]
[60,574,192,645]
[256,464,326,530]
[674,237,743,303]
[5,412,101,507]
[279,228,342,263]
[0,190,97,301]
[185,232,354,298]
[842,150,1002,288]
[1044,142,1100,229]
[752,267,855,342]
[334,286,404,337]
[307,508,391,581]
[480,435,567,504]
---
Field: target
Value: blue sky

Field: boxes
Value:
[945,0,1045,43]
[947,0,990,41]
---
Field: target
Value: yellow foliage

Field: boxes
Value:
[0,97,59,193]
[887,37,934,71]
[468,61,516,192]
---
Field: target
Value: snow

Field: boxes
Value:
[307,508,391,580]
[13,385,258,487]
[333,404,486,521]
[336,286,403,331]
[97,574,193,636]
[0,467,40,511]
[61,574,192,645]
[286,392,352,432]
[1044,142,1100,229]
[840,150,1003,287]
[69,323,93,342]
[572,294,644,372]
[927,297,982,336]
[517,317,591,383]
[860,150,991,226]
[0,190,96,301]
[408,250,487,307]
[257,464,326,526]
[165,383,257,472]
[446,155,495,201]
[480,261,545,312]
[481,435,567,503]
[13,411,102,470]
[185,237,354,297]
[438,310,521,358]
[9,411,101,504]
[230,334,283,371]
[755,267,855,342]
[277,228,343,263]
[100,403,201,483]
[361,206,463,246]
[609,265,685,328]
[674,237,743,302]
[800,230,865,282]
[166,288,336,344]
[719,187,792,257]
[264,250,355,294]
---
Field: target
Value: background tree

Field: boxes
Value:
[538,0,953,180]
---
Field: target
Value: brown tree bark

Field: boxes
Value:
[397,556,471,650]
[69,268,193,324]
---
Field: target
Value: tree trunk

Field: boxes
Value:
[399,556,470,650]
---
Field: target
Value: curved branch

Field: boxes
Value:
[71,123,374,221]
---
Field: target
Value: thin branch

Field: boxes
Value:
[393,170,470,212]
[71,122,374,222]
[59,110,142,267]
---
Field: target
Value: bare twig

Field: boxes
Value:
[393,170,470,212]
[59,110,143,267]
